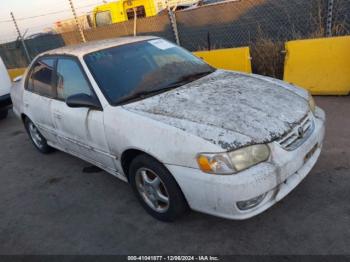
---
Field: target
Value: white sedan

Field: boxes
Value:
[11,36,325,221]
[0,57,12,119]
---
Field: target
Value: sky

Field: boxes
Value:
[0,0,105,43]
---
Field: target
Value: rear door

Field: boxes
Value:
[23,57,58,144]
[50,56,116,171]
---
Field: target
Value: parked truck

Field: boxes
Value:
[93,0,158,27]
[53,0,199,31]
[93,0,199,27]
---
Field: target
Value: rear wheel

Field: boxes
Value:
[129,154,188,222]
[0,110,8,120]
[24,118,54,154]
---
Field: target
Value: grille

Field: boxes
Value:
[277,113,315,151]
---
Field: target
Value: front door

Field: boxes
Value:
[51,57,116,171]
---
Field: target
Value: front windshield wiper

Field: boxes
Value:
[116,70,215,106]
[167,70,215,87]
[116,88,175,106]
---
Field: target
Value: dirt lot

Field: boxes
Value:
[0,96,349,255]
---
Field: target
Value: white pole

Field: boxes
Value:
[133,8,137,36]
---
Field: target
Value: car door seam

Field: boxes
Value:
[38,124,117,159]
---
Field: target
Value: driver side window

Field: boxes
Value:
[56,58,93,101]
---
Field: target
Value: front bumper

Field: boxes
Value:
[166,107,326,220]
[0,94,12,111]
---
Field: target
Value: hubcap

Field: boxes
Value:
[28,122,43,148]
[135,168,169,213]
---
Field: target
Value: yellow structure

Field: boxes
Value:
[8,68,26,80]
[284,36,350,95]
[93,0,158,27]
[193,47,252,73]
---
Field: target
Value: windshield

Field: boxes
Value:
[84,39,215,105]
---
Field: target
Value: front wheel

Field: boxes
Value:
[129,154,188,222]
[24,118,54,154]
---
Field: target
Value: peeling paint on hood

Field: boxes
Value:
[123,70,310,151]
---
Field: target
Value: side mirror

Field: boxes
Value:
[13,76,23,82]
[66,93,102,110]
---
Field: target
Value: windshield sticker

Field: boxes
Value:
[148,39,175,50]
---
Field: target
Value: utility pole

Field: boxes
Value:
[68,0,86,43]
[10,12,31,63]
[167,7,180,45]
[326,0,334,37]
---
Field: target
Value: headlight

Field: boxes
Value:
[308,94,316,113]
[196,144,270,175]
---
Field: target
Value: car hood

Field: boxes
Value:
[123,70,310,151]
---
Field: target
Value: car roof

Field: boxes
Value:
[42,36,158,57]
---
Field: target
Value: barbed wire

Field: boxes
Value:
[0,1,101,23]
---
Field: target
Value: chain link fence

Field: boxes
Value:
[0,34,65,69]
[0,0,349,78]
[176,0,326,51]
[332,0,350,35]
[61,13,174,45]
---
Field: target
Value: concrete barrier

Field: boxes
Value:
[284,36,350,95]
[193,47,252,73]
[8,68,26,80]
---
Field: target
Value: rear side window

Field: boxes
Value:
[27,58,56,97]
[56,58,93,100]
[95,11,112,27]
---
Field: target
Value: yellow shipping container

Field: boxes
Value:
[284,36,350,95]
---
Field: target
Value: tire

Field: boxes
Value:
[0,110,8,120]
[24,117,54,154]
[129,154,188,222]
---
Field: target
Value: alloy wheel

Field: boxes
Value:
[135,167,170,213]
[28,122,43,149]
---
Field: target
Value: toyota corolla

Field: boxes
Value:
[11,36,325,221]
